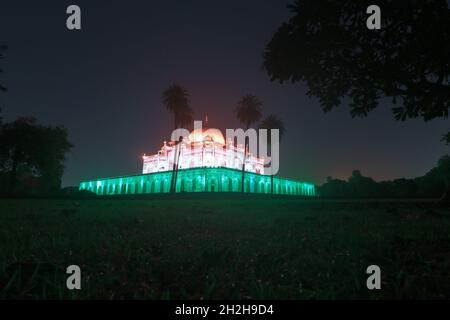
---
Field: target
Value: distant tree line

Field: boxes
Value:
[319,155,450,200]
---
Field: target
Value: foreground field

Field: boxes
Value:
[0,197,449,299]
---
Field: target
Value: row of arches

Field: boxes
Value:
[81,170,315,196]
[94,179,171,195]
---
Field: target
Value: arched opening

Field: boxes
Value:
[194,176,203,192]
[244,179,250,192]
[127,184,133,194]
[232,178,239,192]
[150,180,156,193]
[162,179,169,193]
[222,177,229,192]
[258,181,264,193]
[209,178,218,192]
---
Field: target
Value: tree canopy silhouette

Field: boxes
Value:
[319,155,450,201]
[259,114,286,145]
[0,117,73,195]
[161,84,194,193]
[0,45,7,124]
[264,0,450,142]
[436,154,450,201]
[162,84,192,130]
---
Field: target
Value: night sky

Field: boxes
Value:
[1,0,448,187]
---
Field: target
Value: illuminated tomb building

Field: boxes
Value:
[143,128,264,174]
[79,126,316,196]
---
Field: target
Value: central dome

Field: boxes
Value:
[188,128,225,145]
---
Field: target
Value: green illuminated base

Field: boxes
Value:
[79,167,315,196]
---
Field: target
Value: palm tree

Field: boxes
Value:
[235,94,263,192]
[162,84,190,130]
[259,114,286,194]
[173,106,194,191]
[179,106,194,130]
[161,84,191,193]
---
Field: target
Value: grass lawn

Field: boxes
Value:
[0,197,449,299]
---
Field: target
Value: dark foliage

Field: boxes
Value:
[0,117,73,195]
[319,155,449,199]
[0,45,7,124]
[264,0,450,140]
[442,132,450,145]
[0,45,6,93]
[162,84,193,130]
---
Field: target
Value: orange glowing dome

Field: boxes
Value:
[188,128,225,145]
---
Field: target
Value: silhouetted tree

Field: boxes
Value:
[319,156,450,199]
[235,94,263,192]
[389,178,417,198]
[161,84,193,193]
[436,155,450,202]
[259,114,286,194]
[415,165,445,198]
[0,117,73,195]
[0,45,7,125]
[347,170,382,198]
[442,132,450,145]
[162,84,191,130]
[179,106,194,130]
[264,0,450,142]
[173,105,194,192]
[319,176,351,198]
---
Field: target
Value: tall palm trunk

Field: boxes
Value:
[174,142,182,192]
[271,174,274,195]
[170,140,182,193]
[8,153,18,195]
[240,125,249,193]
[174,114,178,132]
[170,115,179,194]
[235,95,263,192]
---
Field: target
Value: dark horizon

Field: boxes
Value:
[1,0,448,187]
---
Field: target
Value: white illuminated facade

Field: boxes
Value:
[143,127,265,174]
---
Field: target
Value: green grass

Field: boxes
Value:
[0,198,449,299]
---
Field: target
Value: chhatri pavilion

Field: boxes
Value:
[79,126,315,196]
